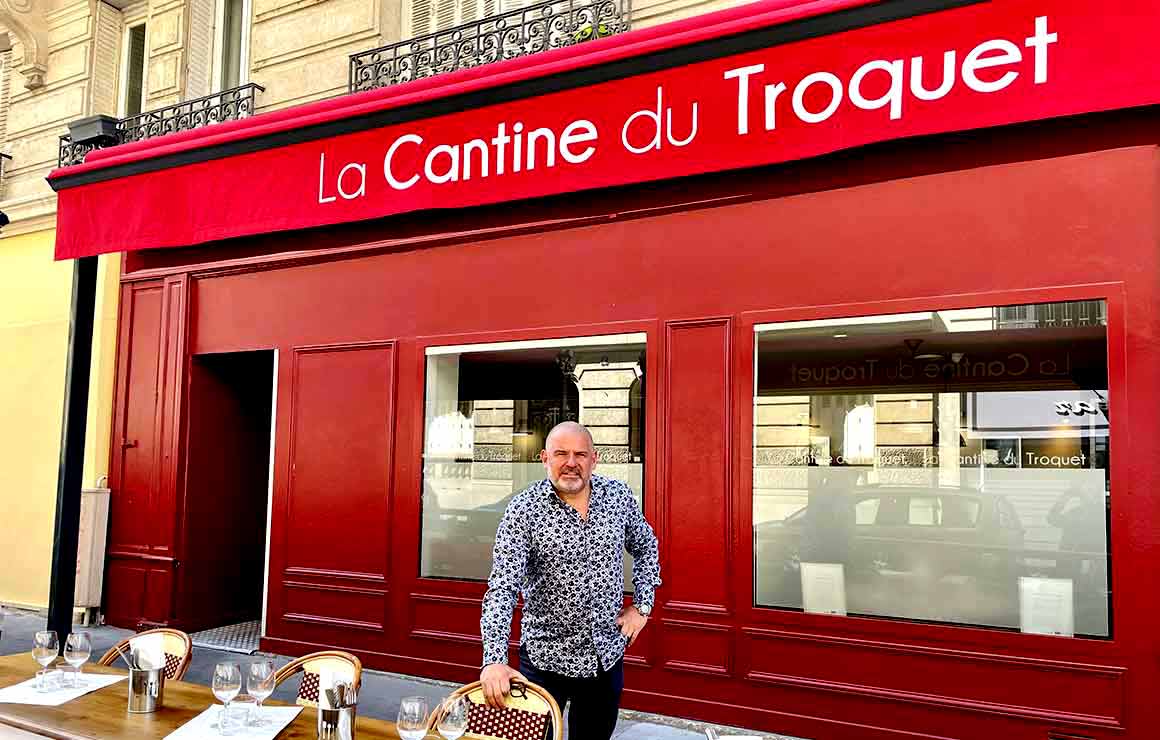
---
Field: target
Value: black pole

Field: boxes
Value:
[47,255,99,646]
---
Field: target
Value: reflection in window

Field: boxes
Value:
[753,302,1111,638]
[421,334,646,582]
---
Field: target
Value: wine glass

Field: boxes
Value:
[32,631,58,692]
[437,696,469,740]
[211,661,242,735]
[246,659,276,727]
[63,632,91,688]
[397,695,430,740]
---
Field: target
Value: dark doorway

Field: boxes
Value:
[176,350,275,633]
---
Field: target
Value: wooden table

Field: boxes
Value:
[0,654,420,739]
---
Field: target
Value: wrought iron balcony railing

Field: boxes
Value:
[997,300,1107,330]
[57,83,264,168]
[349,0,631,93]
[58,136,100,168]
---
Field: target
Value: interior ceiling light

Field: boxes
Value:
[904,338,945,361]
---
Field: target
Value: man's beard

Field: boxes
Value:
[552,471,587,494]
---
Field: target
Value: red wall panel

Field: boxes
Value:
[662,319,732,617]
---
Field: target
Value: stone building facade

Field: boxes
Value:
[0,0,750,609]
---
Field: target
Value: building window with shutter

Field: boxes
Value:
[215,0,251,90]
[120,24,147,117]
[410,0,501,37]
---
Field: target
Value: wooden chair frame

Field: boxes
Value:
[96,628,193,681]
[273,650,363,708]
[427,679,563,740]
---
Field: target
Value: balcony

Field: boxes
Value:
[57,83,264,168]
[349,0,631,93]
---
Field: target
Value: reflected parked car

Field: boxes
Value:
[421,488,514,581]
[754,486,1026,605]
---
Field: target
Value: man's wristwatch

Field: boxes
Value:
[636,603,652,618]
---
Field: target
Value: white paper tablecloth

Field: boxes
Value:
[164,705,302,740]
[0,672,126,707]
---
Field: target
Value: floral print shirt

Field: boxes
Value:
[481,474,661,678]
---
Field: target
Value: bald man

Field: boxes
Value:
[479,421,661,740]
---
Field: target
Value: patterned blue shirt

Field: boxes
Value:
[481,474,662,678]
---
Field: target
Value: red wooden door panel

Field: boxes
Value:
[104,281,171,628]
[267,342,395,648]
[109,283,163,555]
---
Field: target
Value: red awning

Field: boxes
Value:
[50,0,1160,260]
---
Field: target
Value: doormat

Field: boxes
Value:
[189,620,261,655]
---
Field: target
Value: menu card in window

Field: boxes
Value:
[1019,577,1074,637]
[800,562,847,616]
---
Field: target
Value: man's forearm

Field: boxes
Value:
[480,587,516,666]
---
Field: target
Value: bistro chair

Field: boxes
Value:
[273,650,362,708]
[428,679,563,740]
[96,627,193,681]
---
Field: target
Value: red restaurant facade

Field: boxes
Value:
[49,1,1160,738]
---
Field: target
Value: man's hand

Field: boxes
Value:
[616,605,649,647]
[480,663,528,709]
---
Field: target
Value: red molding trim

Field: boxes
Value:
[661,618,732,677]
[664,661,730,677]
[740,626,1126,678]
[410,629,483,647]
[408,593,485,648]
[106,551,176,563]
[282,613,384,632]
[663,601,730,617]
[409,592,481,606]
[283,580,387,597]
[283,567,387,585]
[661,618,731,632]
[743,669,1123,730]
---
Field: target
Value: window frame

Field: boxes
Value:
[413,324,657,587]
[118,22,147,117]
[739,285,1124,651]
[213,0,252,91]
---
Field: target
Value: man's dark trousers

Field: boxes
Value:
[518,645,624,740]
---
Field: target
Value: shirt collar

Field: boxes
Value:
[541,474,605,509]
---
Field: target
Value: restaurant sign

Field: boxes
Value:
[51,0,1160,258]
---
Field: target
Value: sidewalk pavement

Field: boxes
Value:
[0,609,804,739]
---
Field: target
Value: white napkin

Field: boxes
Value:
[129,633,165,671]
[0,673,125,707]
[163,705,302,740]
[318,668,335,710]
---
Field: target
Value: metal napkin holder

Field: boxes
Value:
[317,681,357,740]
[127,666,165,713]
[317,704,356,739]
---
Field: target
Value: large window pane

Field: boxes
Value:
[219,0,245,89]
[753,302,1110,637]
[124,25,146,117]
[421,334,646,581]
